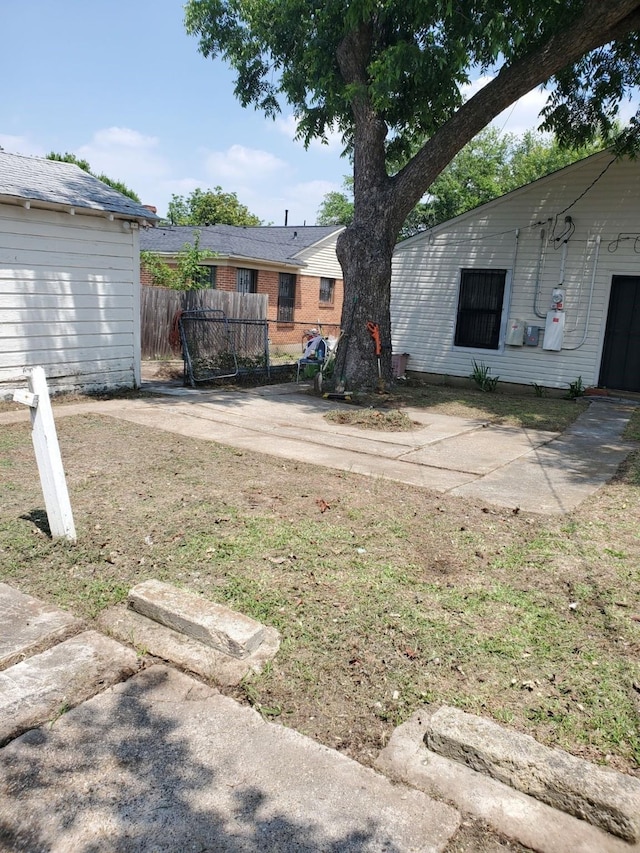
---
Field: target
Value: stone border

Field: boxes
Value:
[375,707,640,853]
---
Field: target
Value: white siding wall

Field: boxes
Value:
[0,203,140,395]
[296,234,344,278]
[391,154,640,389]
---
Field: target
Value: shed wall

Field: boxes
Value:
[0,203,140,395]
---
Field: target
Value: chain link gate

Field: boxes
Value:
[178,309,269,387]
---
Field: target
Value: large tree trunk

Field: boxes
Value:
[331,0,640,392]
[334,221,395,390]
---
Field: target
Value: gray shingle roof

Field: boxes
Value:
[0,151,159,220]
[140,224,342,266]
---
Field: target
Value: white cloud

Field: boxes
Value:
[77,127,168,179]
[0,134,45,157]
[274,115,299,139]
[275,113,345,153]
[204,145,287,184]
[73,126,171,209]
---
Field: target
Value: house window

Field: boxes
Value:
[454,269,507,350]
[277,273,296,322]
[319,277,335,304]
[196,265,216,288]
[237,268,257,294]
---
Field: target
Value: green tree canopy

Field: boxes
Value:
[185,0,640,388]
[141,232,215,291]
[46,152,141,202]
[318,130,604,236]
[167,186,262,226]
[316,177,354,227]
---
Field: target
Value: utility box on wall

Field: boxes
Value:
[506,318,525,346]
[543,311,565,351]
[525,325,541,346]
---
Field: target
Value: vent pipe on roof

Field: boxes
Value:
[284,209,288,226]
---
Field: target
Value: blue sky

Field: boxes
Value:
[2,2,638,225]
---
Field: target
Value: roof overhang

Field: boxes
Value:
[145,251,304,271]
[0,193,158,227]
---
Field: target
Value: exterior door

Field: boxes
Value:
[599,275,640,392]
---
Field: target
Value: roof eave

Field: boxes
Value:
[0,192,159,226]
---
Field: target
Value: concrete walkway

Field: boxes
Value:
[3,380,636,513]
[0,582,459,853]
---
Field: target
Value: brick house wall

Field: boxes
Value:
[141,261,344,346]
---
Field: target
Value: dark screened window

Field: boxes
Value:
[319,277,335,304]
[237,268,258,294]
[454,269,506,350]
[277,273,296,322]
[196,265,216,288]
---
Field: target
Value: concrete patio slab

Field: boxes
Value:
[1,384,636,514]
[0,630,139,746]
[0,665,461,853]
[399,423,558,474]
[0,582,83,670]
[452,401,636,512]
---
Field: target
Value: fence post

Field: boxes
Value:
[13,366,76,542]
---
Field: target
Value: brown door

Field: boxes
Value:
[599,275,640,392]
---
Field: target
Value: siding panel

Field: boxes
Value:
[0,202,139,395]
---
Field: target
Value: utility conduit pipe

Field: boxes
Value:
[562,235,601,351]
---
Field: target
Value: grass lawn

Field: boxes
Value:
[1,384,638,778]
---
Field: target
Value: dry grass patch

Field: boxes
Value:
[1,396,638,779]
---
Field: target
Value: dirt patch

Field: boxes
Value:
[324,408,418,430]
[1,397,638,781]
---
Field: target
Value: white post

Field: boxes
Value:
[13,367,76,541]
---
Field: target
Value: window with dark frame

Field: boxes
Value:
[237,268,258,293]
[196,265,217,289]
[277,273,296,322]
[454,269,506,350]
[319,277,335,304]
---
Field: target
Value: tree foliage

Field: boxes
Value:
[167,186,261,226]
[46,151,141,202]
[316,177,354,226]
[185,0,640,388]
[318,130,603,236]
[141,232,215,291]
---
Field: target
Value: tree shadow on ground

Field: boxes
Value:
[0,666,407,852]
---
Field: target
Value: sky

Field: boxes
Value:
[2,2,638,226]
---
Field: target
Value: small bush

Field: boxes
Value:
[470,360,499,392]
[566,376,585,399]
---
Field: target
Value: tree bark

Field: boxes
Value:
[333,0,640,391]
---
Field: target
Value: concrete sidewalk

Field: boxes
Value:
[3,380,635,514]
[0,582,459,853]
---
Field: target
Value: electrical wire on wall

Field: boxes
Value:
[607,233,640,253]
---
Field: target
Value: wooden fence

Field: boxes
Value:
[141,286,268,359]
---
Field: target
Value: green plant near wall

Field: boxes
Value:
[141,231,216,291]
[566,376,585,399]
[470,360,499,392]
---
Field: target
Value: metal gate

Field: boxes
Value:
[179,310,269,387]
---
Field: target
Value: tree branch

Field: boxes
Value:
[392,0,640,223]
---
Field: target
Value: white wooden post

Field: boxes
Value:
[13,367,76,541]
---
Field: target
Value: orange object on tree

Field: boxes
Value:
[366,321,381,355]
